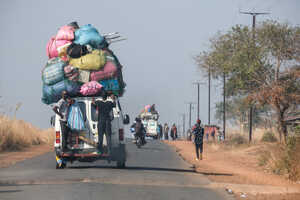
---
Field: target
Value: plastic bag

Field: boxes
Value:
[74,24,104,48]
[42,57,66,85]
[90,61,117,81]
[80,81,103,96]
[56,25,75,41]
[69,49,106,70]
[46,37,71,58]
[41,80,80,105]
[67,102,86,131]
[64,65,79,81]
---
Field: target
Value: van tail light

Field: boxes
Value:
[56,131,60,144]
[119,129,124,141]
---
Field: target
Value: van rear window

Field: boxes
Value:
[77,102,87,122]
[91,105,98,122]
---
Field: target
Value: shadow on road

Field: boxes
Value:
[136,147,165,151]
[68,165,233,177]
[196,171,233,176]
[0,190,22,193]
[68,165,195,173]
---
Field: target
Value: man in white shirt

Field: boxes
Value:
[53,91,72,151]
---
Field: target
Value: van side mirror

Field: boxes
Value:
[123,114,130,125]
[50,115,55,127]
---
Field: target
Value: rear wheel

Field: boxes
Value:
[137,137,142,148]
[116,161,126,168]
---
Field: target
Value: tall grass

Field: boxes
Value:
[0,115,54,152]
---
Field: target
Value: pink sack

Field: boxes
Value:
[90,61,118,81]
[46,37,71,58]
[80,81,103,96]
[56,25,75,41]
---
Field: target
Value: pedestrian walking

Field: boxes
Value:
[170,123,177,140]
[163,123,169,140]
[192,119,204,161]
[157,123,163,140]
[211,126,216,142]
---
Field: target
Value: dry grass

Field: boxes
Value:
[0,115,54,152]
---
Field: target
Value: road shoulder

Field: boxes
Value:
[165,140,300,200]
[0,144,53,168]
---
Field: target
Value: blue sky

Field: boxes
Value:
[0,0,299,135]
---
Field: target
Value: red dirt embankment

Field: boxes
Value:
[165,140,300,200]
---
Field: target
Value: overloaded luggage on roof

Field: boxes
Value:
[41,22,126,105]
[139,104,159,120]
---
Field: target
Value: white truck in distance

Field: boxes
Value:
[140,112,159,139]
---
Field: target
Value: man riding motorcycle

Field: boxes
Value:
[131,118,146,145]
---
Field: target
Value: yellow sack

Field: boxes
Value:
[69,49,106,70]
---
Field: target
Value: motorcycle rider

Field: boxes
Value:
[135,117,146,145]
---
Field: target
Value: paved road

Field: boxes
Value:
[0,140,233,200]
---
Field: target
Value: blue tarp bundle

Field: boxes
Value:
[42,80,80,105]
[42,57,66,85]
[74,24,105,49]
[67,102,86,131]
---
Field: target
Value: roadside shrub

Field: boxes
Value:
[226,134,248,146]
[261,131,277,143]
[0,115,54,152]
[271,131,300,181]
[258,151,271,166]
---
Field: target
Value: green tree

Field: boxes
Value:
[195,20,300,143]
[215,96,272,129]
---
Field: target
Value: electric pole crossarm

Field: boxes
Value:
[239,11,270,15]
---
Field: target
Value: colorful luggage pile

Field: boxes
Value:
[140,104,158,115]
[41,22,126,105]
[139,104,159,120]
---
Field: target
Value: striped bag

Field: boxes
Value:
[67,102,86,131]
[42,58,66,85]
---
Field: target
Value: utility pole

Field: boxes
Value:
[223,72,226,140]
[208,66,211,125]
[240,11,269,143]
[193,82,205,121]
[185,102,196,129]
[179,114,186,139]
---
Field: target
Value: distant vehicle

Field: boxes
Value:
[141,112,159,139]
[52,97,130,169]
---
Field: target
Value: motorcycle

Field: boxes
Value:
[136,134,143,148]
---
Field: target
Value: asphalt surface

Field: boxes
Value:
[0,140,234,200]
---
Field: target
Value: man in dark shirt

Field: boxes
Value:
[192,119,204,161]
[92,92,116,155]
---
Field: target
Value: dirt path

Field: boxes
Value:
[165,140,300,200]
[0,144,53,168]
